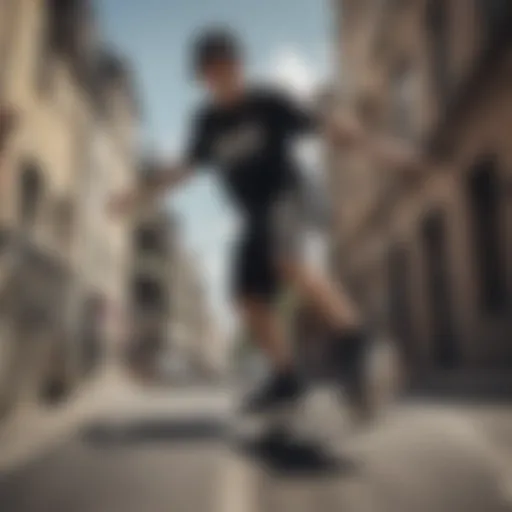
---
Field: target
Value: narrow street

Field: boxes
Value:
[1,1,511,511]
[0,370,511,512]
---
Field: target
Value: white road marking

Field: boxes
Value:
[217,441,259,512]
[0,368,124,471]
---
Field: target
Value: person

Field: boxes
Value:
[110,28,422,420]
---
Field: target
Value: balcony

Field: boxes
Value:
[47,0,94,55]
[134,226,169,256]
[132,275,167,314]
[0,234,70,326]
[133,230,171,277]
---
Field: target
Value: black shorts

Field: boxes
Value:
[231,195,302,301]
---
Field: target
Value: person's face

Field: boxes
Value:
[199,58,244,104]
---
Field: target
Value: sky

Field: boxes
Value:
[95,0,332,333]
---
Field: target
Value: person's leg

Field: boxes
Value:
[270,190,362,334]
[278,258,361,333]
[237,296,293,372]
[278,255,373,420]
[233,220,304,413]
[269,189,362,333]
[237,295,305,412]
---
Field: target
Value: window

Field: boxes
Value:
[47,0,77,51]
[36,0,81,95]
[467,155,506,314]
[391,61,415,139]
[0,0,20,94]
[135,227,164,255]
[477,0,512,43]
[421,211,459,367]
[426,0,450,106]
[387,244,415,362]
[19,162,44,229]
[36,2,55,95]
[133,276,165,311]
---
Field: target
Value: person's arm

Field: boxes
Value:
[326,111,426,172]
[110,105,213,216]
[110,104,215,217]
[109,161,194,217]
[275,91,425,173]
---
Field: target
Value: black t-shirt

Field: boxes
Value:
[186,87,317,216]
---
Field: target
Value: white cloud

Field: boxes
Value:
[265,46,321,101]
[210,214,240,244]
[294,138,323,176]
[303,231,329,270]
[204,249,226,287]
[265,46,329,184]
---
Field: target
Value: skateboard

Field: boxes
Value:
[232,336,403,472]
[234,338,404,440]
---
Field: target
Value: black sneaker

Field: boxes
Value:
[334,329,373,423]
[241,370,305,415]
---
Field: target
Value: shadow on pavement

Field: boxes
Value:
[81,417,226,447]
[235,428,358,479]
[82,417,357,479]
[404,373,512,405]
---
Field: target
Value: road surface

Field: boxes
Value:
[0,372,511,512]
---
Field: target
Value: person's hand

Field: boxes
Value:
[328,111,364,147]
[107,190,138,218]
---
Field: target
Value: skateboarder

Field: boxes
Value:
[110,27,421,420]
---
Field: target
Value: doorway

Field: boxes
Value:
[422,211,459,368]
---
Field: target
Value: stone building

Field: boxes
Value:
[129,195,222,383]
[168,246,215,382]
[74,51,139,373]
[0,0,138,415]
[129,203,177,380]
[331,0,512,375]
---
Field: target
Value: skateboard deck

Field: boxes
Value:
[233,336,403,445]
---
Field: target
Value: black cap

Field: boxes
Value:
[191,27,242,76]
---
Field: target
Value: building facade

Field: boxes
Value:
[331,0,512,375]
[73,51,138,374]
[0,0,138,415]
[129,197,222,384]
[167,246,216,382]
[129,203,177,380]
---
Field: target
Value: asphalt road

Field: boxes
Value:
[0,377,511,512]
